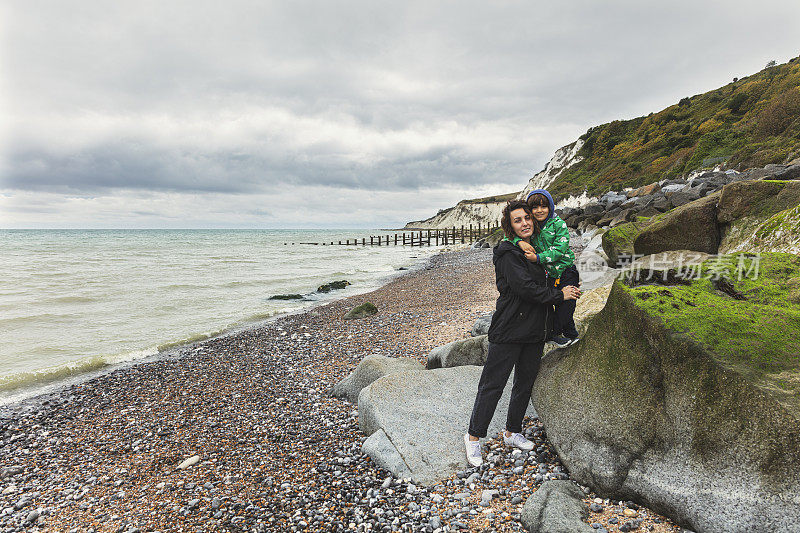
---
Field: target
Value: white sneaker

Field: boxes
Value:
[464,434,483,467]
[504,432,534,451]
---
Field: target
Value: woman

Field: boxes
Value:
[465,201,580,466]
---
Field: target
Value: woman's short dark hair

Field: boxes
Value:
[500,200,532,240]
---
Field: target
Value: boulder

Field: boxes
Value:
[774,163,800,180]
[520,481,593,533]
[627,182,661,198]
[609,208,635,227]
[632,195,655,208]
[595,215,615,228]
[717,179,800,224]
[558,207,580,220]
[668,189,701,207]
[720,203,800,254]
[344,302,378,320]
[633,192,720,256]
[532,253,800,533]
[359,366,535,485]
[426,335,489,369]
[661,183,687,194]
[583,203,604,216]
[268,293,304,300]
[601,219,651,267]
[318,280,351,293]
[331,355,424,403]
[636,206,661,218]
[470,315,492,337]
[717,180,800,253]
[652,196,671,212]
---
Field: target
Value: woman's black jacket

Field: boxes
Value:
[487,239,565,344]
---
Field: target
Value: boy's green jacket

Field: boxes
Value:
[505,215,575,278]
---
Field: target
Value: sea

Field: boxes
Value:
[0,229,445,406]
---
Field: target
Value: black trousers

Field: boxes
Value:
[468,341,544,438]
[551,265,580,338]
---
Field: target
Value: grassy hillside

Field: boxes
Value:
[552,56,800,197]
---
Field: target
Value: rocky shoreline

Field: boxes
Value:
[0,248,686,533]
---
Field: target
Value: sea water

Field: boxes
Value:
[0,229,444,405]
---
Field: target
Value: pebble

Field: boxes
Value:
[176,455,200,470]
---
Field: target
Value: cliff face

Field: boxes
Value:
[518,139,584,200]
[404,140,586,230]
[403,197,508,230]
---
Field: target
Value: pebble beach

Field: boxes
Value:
[0,248,681,533]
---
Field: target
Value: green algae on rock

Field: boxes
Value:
[532,252,800,533]
[601,221,644,266]
[343,302,378,320]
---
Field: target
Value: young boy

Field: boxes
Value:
[517,189,580,347]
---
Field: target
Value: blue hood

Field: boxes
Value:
[525,189,556,222]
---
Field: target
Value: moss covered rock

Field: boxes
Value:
[633,191,721,256]
[343,302,378,320]
[601,222,640,267]
[532,253,800,533]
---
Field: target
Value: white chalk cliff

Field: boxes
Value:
[404,200,506,230]
[518,139,584,200]
[406,139,586,229]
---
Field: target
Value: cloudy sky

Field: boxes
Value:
[2,1,799,228]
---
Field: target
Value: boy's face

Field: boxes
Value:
[531,204,549,223]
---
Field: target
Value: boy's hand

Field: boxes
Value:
[524,251,538,262]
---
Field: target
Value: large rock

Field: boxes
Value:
[774,163,800,180]
[633,192,720,256]
[520,481,593,533]
[426,335,489,369]
[627,182,661,198]
[718,180,800,254]
[343,302,378,320]
[717,179,800,223]
[359,366,535,485]
[717,180,800,224]
[532,253,800,533]
[331,355,423,403]
[601,218,653,267]
[720,204,800,254]
[470,315,492,337]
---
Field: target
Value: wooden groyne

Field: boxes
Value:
[284,223,501,246]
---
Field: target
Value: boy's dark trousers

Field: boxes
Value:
[468,341,543,438]
[551,265,580,338]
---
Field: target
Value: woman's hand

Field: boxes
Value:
[518,241,538,262]
[561,285,581,301]
[518,241,535,253]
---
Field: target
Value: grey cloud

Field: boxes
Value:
[5,140,535,194]
[3,0,800,224]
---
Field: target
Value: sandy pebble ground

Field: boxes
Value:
[0,248,681,532]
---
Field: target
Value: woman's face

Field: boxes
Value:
[509,208,533,239]
[531,203,550,223]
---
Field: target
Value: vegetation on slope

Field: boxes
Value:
[552,57,800,197]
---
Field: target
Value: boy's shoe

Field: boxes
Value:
[464,434,483,467]
[551,336,571,348]
[567,335,580,346]
[503,432,534,451]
